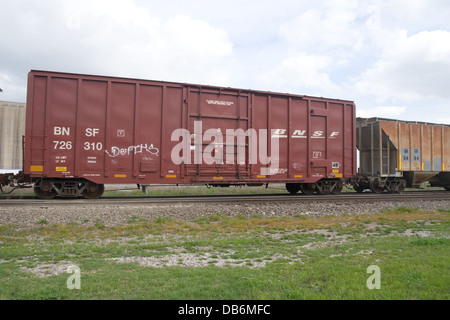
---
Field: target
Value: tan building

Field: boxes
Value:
[0,101,26,170]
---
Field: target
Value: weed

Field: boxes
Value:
[127,216,140,224]
[410,238,449,246]
[155,217,172,224]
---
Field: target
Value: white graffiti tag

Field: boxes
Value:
[105,144,159,158]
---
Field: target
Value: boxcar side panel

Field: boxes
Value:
[25,75,48,175]
[269,96,289,178]
[162,86,184,182]
[77,80,107,178]
[25,70,357,187]
[290,98,308,179]
[136,84,163,180]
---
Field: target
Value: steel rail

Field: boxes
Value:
[0,191,448,207]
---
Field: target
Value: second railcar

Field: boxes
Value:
[353,117,450,193]
[24,70,357,199]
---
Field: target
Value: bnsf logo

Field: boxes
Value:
[272,129,340,139]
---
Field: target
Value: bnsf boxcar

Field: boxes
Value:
[353,117,450,193]
[23,70,356,199]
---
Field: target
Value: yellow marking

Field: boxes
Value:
[165,175,177,178]
[399,154,402,171]
[257,175,266,179]
[213,176,223,180]
[422,162,424,171]
[335,173,343,178]
[294,175,303,178]
[30,165,44,172]
[332,169,339,174]
[443,163,445,171]
[114,174,127,178]
[56,167,67,172]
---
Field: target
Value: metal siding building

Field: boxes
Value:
[0,101,26,170]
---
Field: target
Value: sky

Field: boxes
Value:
[1,0,449,124]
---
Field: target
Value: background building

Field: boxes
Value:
[0,101,26,171]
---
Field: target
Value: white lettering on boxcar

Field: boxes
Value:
[105,144,159,158]
[206,100,234,106]
[85,128,100,137]
[272,129,287,138]
[53,141,73,150]
[54,126,70,136]
[330,131,340,138]
[311,131,324,138]
[291,130,307,138]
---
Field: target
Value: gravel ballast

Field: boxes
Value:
[1,199,449,228]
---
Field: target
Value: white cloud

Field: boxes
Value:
[1,0,450,125]
[259,53,341,96]
[0,72,26,102]
[0,0,234,101]
[355,30,450,102]
[61,2,234,83]
[386,0,450,30]
[356,106,407,119]
[279,2,364,53]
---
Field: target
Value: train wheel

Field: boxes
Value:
[353,184,365,193]
[82,182,105,199]
[370,180,384,194]
[286,183,301,195]
[331,180,343,195]
[386,179,406,194]
[395,183,405,194]
[33,179,57,199]
[301,183,316,195]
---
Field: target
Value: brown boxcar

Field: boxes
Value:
[354,117,450,193]
[23,70,356,198]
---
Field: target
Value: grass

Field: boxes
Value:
[0,207,449,300]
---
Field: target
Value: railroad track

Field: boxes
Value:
[1,190,448,207]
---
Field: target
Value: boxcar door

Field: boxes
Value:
[185,87,251,181]
[309,100,330,178]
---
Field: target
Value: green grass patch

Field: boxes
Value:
[0,208,449,300]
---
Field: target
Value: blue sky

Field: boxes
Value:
[1,0,449,124]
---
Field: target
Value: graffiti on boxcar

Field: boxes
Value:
[105,144,160,158]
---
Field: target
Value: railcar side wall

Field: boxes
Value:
[24,70,357,186]
[356,117,450,189]
[357,118,449,175]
